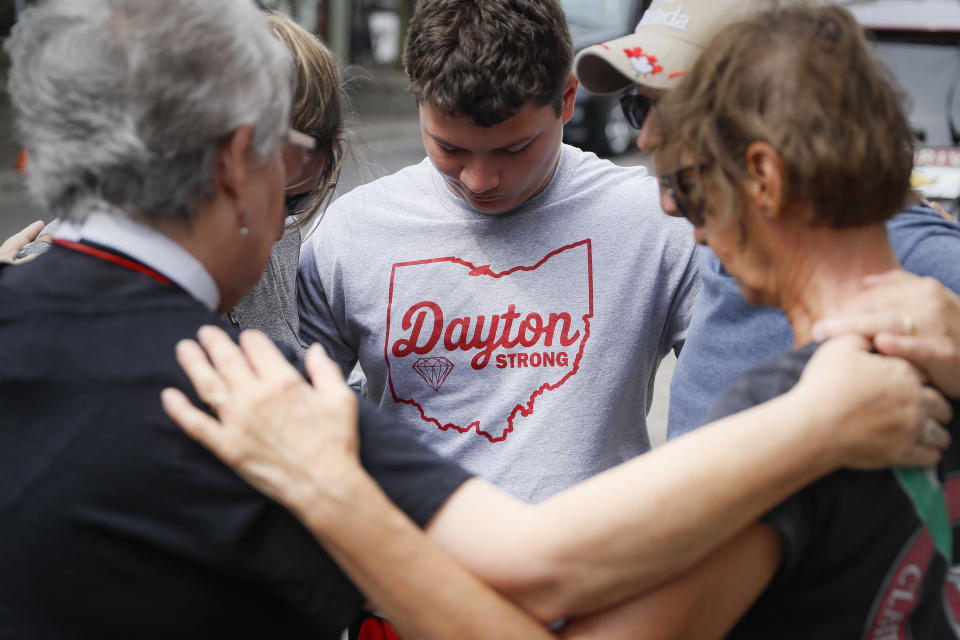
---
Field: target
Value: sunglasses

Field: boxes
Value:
[659,163,711,227]
[619,93,657,130]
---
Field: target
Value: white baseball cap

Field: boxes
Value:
[574,0,760,93]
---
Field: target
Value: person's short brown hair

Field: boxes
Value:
[656,3,916,229]
[267,11,345,227]
[403,0,573,127]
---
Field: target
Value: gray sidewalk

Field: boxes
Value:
[343,66,419,138]
[335,67,426,194]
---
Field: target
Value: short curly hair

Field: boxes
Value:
[656,3,916,229]
[403,0,573,127]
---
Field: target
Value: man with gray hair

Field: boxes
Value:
[0,1,470,637]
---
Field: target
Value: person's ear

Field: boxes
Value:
[743,141,785,219]
[561,72,578,124]
[214,125,255,203]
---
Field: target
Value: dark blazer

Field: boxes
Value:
[0,245,469,639]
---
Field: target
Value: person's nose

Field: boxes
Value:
[636,108,660,153]
[660,188,681,218]
[459,156,500,194]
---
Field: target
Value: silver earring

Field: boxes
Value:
[240,210,249,235]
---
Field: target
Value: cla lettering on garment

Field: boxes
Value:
[385,240,593,443]
[864,473,960,639]
[942,475,960,632]
[864,536,932,640]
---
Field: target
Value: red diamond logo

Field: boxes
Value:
[412,357,454,392]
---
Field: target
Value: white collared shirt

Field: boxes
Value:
[56,211,221,311]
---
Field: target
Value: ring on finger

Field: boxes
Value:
[918,419,943,447]
[902,314,917,336]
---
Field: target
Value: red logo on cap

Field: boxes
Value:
[623,46,663,77]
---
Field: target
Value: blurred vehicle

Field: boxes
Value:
[848,0,960,218]
[562,0,649,156]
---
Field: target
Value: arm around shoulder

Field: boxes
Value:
[426,336,946,619]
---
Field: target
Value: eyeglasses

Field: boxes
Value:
[619,93,657,130]
[659,163,710,227]
[281,128,324,191]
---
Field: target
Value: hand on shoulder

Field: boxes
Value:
[161,326,361,518]
[812,270,960,398]
[792,334,951,470]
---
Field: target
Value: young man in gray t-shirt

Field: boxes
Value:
[298,0,699,502]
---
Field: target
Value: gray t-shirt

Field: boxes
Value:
[299,145,699,502]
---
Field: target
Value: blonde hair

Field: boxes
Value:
[267,11,345,227]
[656,3,915,229]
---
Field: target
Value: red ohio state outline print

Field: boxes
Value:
[383,239,594,443]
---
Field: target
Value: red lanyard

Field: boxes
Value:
[51,238,172,286]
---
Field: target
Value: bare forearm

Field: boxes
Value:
[431,390,838,619]
[432,338,941,620]
[535,391,828,610]
[297,466,555,640]
[560,524,781,640]
[165,329,941,628]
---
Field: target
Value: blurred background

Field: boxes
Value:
[0,0,660,241]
